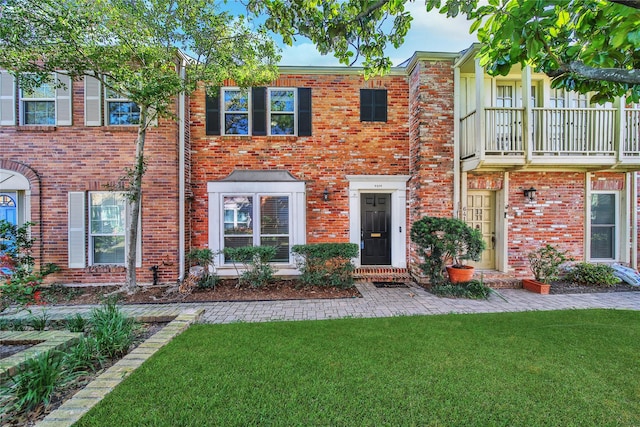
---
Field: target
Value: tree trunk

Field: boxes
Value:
[124,106,149,292]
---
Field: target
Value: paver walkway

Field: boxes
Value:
[8,282,640,323]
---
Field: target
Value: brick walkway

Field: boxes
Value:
[10,282,640,324]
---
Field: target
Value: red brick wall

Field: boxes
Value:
[1,79,182,285]
[408,59,456,276]
[189,72,410,250]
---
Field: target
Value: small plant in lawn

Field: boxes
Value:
[224,246,277,287]
[65,313,88,333]
[528,244,572,283]
[567,263,621,287]
[2,350,69,414]
[90,298,137,359]
[291,243,358,289]
[27,310,50,331]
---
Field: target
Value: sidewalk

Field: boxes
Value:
[6,282,640,323]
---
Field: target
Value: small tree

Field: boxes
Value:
[527,244,571,284]
[0,0,280,292]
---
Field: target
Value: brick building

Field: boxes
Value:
[2,45,639,285]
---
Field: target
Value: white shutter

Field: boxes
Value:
[68,192,86,268]
[56,73,72,126]
[84,75,102,126]
[0,72,16,125]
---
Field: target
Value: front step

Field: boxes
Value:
[476,270,522,289]
[354,267,412,284]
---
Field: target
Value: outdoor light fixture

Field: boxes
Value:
[323,188,330,202]
[523,187,537,201]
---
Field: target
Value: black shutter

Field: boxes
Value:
[205,91,220,135]
[298,88,312,136]
[252,87,267,136]
[360,89,373,122]
[374,89,387,122]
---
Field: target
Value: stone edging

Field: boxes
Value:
[35,308,204,427]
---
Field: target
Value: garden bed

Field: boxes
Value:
[549,281,640,294]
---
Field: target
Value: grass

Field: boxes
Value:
[77,309,640,426]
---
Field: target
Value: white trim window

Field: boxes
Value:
[17,73,72,126]
[268,88,296,135]
[590,192,618,260]
[105,86,140,126]
[222,88,250,135]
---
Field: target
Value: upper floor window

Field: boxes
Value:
[360,89,387,122]
[106,87,140,126]
[206,87,312,137]
[0,71,72,126]
[21,79,56,125]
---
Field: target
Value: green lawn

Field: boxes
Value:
[77,309,640,426]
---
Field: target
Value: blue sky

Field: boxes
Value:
[229,2,479,67]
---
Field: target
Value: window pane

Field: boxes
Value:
[22,82,55,99]
[92,236,125,264]
[270,90,294,112]
[224,90,248,112]
[223,197,253,235]
[108,101,140,125]
[223,236,253,262]
[90,193,126,235]
[225,113,249,135]
[23,101,55,125]
[591,227,614,259]
[260,236,289,262]
[261,196,289,234]
[591,194,615,224]
[270,114,294,135]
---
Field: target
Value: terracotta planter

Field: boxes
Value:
[446,265,475,284]
[522,278,551,294]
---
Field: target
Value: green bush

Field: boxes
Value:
[3,350,67,413]
[65,313,88,333]
[224,246,277,287]
[90,298,137,359]
[567,263,621,287]
[528,244,571,283]
[291,243,359,289]
[431,279,491,299]
[63,336,105,373]
[186,248,219,289]
[410,216,485,285]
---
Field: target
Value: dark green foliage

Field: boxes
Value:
[186,248,218,289]
[528,244,571,283]
[410,216,485,285]
[26,311,50,331]
[0,318,26,331]
[3,351,66,413]
[224,246,276,287]
[568,263,621,287]
[90,299,137,359]
[63,336,105,373]
[291,243,358,288]
[65,313,88,333]
[431,279,491,299]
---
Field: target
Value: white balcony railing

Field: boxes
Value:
[460,107,640,164]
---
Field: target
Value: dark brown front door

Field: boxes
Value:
[361,193,391,265]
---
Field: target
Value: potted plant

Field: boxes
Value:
[411,216,486,285]
[523,244,570,294]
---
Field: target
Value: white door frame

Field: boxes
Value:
[346,175,410,268]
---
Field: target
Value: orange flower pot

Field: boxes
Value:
[446,265,475,284]
[522,279,551,294]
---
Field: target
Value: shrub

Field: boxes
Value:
[528,244,571,283]
[3,350,67,413]
[65,313,88,333]
[186,248,219,289]
[567,263,621,287]
[430,279,491,299]
[63,336,105,373]
[90,298,137,359]
[224,246,277,287]
[410,216,485,285]
[292,243,359,289]
[27,311,50,331]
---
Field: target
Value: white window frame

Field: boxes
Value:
[208,180,306,276]
[221,87,250,136]
[588,191,619,261]
[88,192,128,265]
[20,74,56,125]
[268,87,297,136]
[104,85,140,126]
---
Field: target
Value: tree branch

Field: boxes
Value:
[550,60,640,85]
[354,0,391,20]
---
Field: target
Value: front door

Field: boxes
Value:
[361,193,391,265]
[0,194,17,225]
[466,190,495,269]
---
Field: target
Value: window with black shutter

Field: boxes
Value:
[360,89,387,122]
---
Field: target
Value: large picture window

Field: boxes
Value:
[590,192,617,260]
[222,195,290,263]
[89,192,127,264]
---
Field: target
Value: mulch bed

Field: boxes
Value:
[41,279,361,306]
[549,281,640,295]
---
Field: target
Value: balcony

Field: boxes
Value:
[460,107,640,172]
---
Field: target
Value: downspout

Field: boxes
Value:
[453,65,461,217]
[178,58,186,282]
[633,171,638,269]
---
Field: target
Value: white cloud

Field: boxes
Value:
[278,43,343,67]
